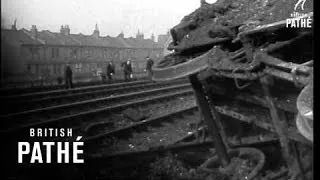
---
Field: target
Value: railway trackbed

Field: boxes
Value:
[77,99,310,180]
[3,79,188,113]
[0,79,150,97]
[2,85,194,133]
[82,99,309,158]
[3,89,311,180]
[84,133,285,180]
[84,104,200,155]
[1,80,149,102]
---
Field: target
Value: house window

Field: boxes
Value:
[48,65,53,75]
[85,64,90,72]
[54,64,62,75]
[57,65,61,75]
[29,47,40,60]
[51,48,55,58]
[75,63,82,72]
[53,65,56,74]
[71,48,78,58]
[35,64,39,76]
[51,48,60,58]
[56,48,59,58]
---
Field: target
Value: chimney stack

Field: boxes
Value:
[92,23,100,38]
[65,25,70,35]
[60,25,70,35]
[136,30,144,40]
[11,19,17,30]
[60,25,64,34]
[31,25,38,38]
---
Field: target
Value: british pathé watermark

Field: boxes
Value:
[286,0,312,28]
[18,128,84,163]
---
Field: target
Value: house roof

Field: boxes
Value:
[2,28,162,49]
[1,29,42,45]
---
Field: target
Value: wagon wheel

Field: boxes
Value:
[296,79,313,142]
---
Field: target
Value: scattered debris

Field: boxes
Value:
[122,108,149,122]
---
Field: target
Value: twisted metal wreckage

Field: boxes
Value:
[152,0,313,179]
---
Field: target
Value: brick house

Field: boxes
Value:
[1,24,164,85]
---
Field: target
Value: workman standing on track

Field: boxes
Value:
[107,61,115,82]
[123,60,133,81]
[145,56,154,80]
[64,64,73,89]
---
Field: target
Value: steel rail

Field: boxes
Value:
[84,105,198,143]
[0,80,150,100]
[84,103,309,157]
[2,89,194,133]
[5,80,188,113]
[1,83,191,119]
[81,91,310,156]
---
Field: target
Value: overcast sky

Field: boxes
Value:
[1,0,217,40]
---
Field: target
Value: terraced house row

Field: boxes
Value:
[1,23,168,85]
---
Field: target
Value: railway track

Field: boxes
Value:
[1,80,147,100]
[5,78,307,145]
[79,100,310,180]
[3,79,188,113]
[81,102,278,157]
[0,79,146,96]
[78,101,289,180]
[78,83,311,157]
[2,84,194,133]
[84,138,284,180]
[3,84,311,180]
[84,104,200,156]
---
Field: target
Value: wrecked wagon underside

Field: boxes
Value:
[153,0,313,179]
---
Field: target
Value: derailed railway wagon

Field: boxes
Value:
[153,0,313,179]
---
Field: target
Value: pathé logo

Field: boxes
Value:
[294,0,307,11]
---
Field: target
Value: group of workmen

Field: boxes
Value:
[64,56,154,89]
